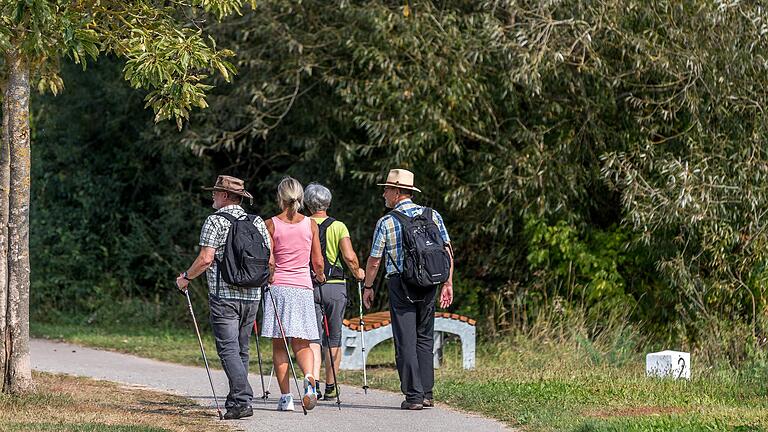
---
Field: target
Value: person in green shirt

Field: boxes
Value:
[304,182,365,400]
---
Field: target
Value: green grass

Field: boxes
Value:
[31,321,768,432]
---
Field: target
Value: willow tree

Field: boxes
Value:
[0,0,248,394]
[179,0,768,350]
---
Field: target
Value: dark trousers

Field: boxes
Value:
[388,276,438,404]
[209,295,259,409]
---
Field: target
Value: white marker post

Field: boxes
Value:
[646,350,691,380]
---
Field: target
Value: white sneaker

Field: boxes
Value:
[303,376,317,410]
[277,394,295,411]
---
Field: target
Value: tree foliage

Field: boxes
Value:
[29,0,768,362]
[1,0,249,393]
[1,0,245,125]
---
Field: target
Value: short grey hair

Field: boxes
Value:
[304,183,332,213]
[277,177,303,213]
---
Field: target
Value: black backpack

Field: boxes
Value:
[388,208,450,290]
[317,217,345,280]
[214,212,271,293]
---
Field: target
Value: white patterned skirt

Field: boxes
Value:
[261,285,320,341]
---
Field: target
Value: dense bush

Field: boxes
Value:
[31,59,216,324]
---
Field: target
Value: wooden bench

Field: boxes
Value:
[339,311,476,370]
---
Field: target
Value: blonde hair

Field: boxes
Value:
[277,177,303,214]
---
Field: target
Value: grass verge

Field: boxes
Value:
[1,372,229,432]
[32,321,768,432]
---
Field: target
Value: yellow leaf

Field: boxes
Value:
[403,4,410,17]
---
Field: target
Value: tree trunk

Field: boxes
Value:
[0,75,9,387]
[2,48,32,394]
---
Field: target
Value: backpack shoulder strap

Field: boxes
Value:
[388,210,411,226]
[420,207,434,221]
[322,218,345,270]
[317,217,336,260]
[384,212,409,274]
[319,217,336,232]
[215,212,237,224]
[245,213,265,228]
[212,212,240,296]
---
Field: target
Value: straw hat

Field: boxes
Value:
[377,169,421,193]
[203,175,254,200]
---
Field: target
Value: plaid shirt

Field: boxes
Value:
[370,199,451,276]
[199,205,271,300]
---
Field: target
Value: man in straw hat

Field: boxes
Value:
[362,169,454,410]
[175,175,271,419]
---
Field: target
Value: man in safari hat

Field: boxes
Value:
[362,169,454,410]
[175,175,271,420]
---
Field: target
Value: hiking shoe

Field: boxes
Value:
[277,395,295,411]
[422,398,434,408]
[400,400,423,410]
[303,376,318,410]
[315,381,323,400]
[323,385,338,400]
[223,405,253,420]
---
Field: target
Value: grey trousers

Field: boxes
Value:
[388,276,438,404]
[209,294,259,409]
[314,282,348,347]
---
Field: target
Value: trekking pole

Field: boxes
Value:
[253,287,269,404]
[265,286,308,415]
[253,320,269,404]
[316,283,342,410]
[357,281,369,394]
[266,365,274,394]
[179,284,224,420]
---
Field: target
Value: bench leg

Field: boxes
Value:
[460,327,476,370]
[340,326,394,370]
[433,331,443,369]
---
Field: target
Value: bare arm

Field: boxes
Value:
[310,219,326,283]
[363,256,381,288]
[186,247,216,278]
[445,243,454,287]
[339,237,364,280]
[362,255,382,309]
[176,247,215,291]
[265,219,276,282]
[440,243,454,308]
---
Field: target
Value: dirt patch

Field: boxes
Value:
[586,406,685,418]
[0,372,232,432]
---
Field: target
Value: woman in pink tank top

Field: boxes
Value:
[271,216,314,288]
[262,177,324,412]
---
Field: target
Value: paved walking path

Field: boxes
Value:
[31,339,510,431]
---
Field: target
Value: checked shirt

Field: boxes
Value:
[199,204,271,301]
[370,199,451,277]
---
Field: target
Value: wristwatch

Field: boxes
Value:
[183,271,192,281]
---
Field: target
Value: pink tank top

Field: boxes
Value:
[271,215,313,290]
